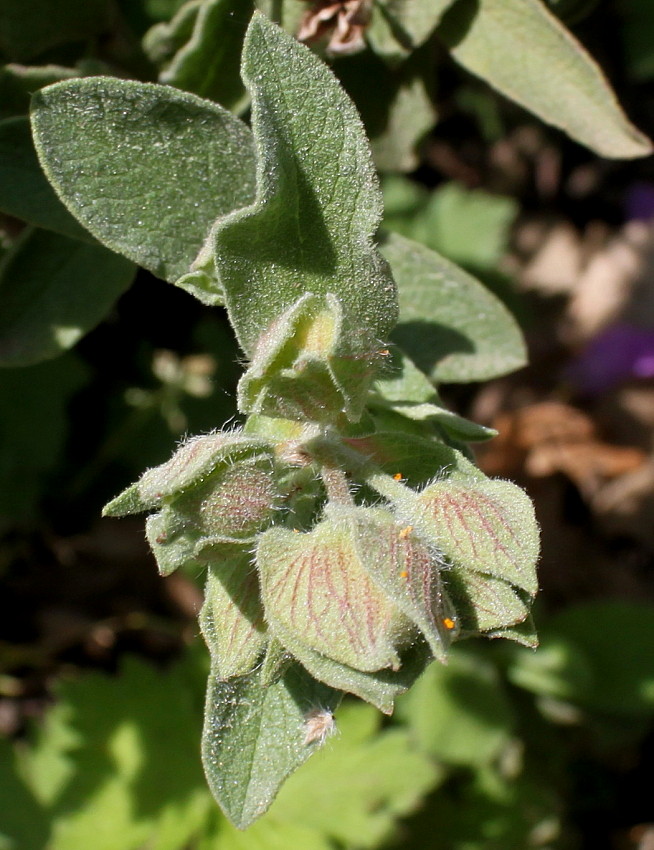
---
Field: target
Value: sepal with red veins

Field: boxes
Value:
[339,505,458,661]
[200,552,268,680]
[238,292,386,425]
[366,458,540,643]
[256,503,461,707]
[257,514,411,674]
[414,478,539,599]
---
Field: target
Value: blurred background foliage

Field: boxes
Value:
[1,0,654,848]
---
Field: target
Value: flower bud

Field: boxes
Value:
[256,505,457,703]
[414,478,539,597]
[239,293,383,424]
[389,476,540,638]
[104,430,280,576]
[257,514,408,673]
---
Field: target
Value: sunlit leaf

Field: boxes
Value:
[439,0,652,158]
[202,662,340,828]
[31,78,256,284]
[381,231,526,382]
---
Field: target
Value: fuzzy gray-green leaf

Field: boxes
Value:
[371,349,496,441]
[439,0,652,159]
[0,228,135,367]
[0,117,93,242]
[368,0,457,62]
[202,662,340,828]
[31,78,256,284]
[214,13,397,363]
[381,231,526,382]
[154,0,252,112]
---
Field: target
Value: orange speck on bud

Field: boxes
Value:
[378,349,391,357]
[292,528,300,533]
[399,570,408,579]
[398,525,413,539]
[442,617,456,631]
[393,472,403,481]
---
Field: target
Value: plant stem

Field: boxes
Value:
[320,466,355,506]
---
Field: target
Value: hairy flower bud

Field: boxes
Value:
[256,504,457,705]
[104,430,280,575]
[383,474,540,639]
[239,293,385,424]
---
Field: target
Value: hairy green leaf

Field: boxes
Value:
[202,662,340,828]
[345,429,480,488]
[260,630,431,715]
[371,74,435,173]
[439,0,652,158]
[371,349,497,441]
[0,228,135,366]
[214,13,397,372]
[334,44,436,173]
[447,571,533,635]
[0,117,94,241]
[143,0,204,68]
[31,78,256,283]
[381,231,526,382]
[0,64,78,121]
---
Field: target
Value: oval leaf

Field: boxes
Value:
[202,662,340,828]
[438,0,652,159]
[381,231,527,382]
[31,78,257,284]
[0,116,93,242]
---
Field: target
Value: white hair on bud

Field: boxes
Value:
[302,707,336,746]
[418,463,456,492]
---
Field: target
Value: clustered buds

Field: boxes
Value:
[104,420,539,713]
[238,293,388,426]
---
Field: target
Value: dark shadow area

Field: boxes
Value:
[219,148,338,275]
[437,0,481,50]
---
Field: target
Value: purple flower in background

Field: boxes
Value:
[567,323,654,395]
[625,182,654,222]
